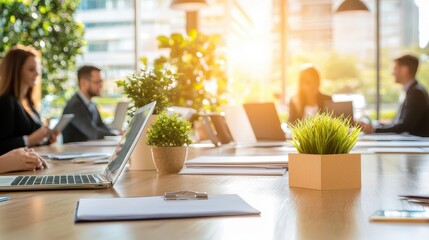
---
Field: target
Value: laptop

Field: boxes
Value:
[243,102,286,141]
[0,102,156,191]
[109,101,129,131]
[167,106,197,120]
[200,113,233,146]
[222,105,257,143]
[324,101,354,122]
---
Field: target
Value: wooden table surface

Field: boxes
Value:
[1,144,429,240]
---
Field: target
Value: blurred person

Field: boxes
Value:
[288,64,332,124]
[0,45,58,155]
[359,54,429,136]
[0,148,47,174]
[62,65,117,143]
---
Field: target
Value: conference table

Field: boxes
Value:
[2,142,429,239]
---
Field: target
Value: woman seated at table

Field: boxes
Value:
[288,64,332,125]
[0,45,58,155]
[0,148,47,174]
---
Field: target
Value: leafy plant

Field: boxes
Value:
[146,112,192,147]
[289,113,361,154]
[0,0,85,102]
[151,30,228,111]
[117,68,175,115]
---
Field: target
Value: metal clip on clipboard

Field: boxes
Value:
[164,191,208,200]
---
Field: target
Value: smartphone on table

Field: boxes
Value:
[370,210,429,222]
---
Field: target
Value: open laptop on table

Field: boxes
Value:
[109,101,129,131]
[242,102,286,142]
[0,102,156,191]
[221,103,288,148]
[222,105,257,144]
[200,112,234,147]
[324,101,354,122]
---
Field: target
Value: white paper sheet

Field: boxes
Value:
[75,194,260,222]
[179,167,286,176]
[366,147,429,153]
[47,152,112,160]
[233,142,290,148]
[72,141,119,147]
[186,156,288,167]
[354,141,429,148]
[359,134,428,141]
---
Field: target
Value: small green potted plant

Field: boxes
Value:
[146,112,192,174]
[117,67,175,170]
[288,112,361,190]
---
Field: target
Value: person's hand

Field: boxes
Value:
[48,130,60,144]
[28,126,51,146]
[357,121,374,134]
[0,148,48,173]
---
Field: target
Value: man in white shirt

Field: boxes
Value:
[62,65,117,143]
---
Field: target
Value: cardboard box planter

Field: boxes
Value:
[288,153,361,190]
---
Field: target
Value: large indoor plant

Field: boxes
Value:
[117,68,175,170]
[146,112,192,174]
[145,31,228,142]
[288,113,361,190]
[153,30,228,112]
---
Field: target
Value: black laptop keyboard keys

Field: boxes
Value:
[10,174,103,186]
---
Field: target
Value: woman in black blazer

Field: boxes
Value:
[288,64,332,125]
[0,45,58,155]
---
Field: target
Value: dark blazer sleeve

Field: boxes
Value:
[62,94,115,142]
[375,84,429,135]
[0,96,26,154]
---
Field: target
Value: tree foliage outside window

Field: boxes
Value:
[0,0,85,103]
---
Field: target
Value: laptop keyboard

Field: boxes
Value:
[10,174,105,186]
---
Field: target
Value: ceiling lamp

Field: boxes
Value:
[170,0,208,11]
[335,0,369,12]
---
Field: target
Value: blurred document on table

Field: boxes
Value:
[179,167,286,176]
[183,155,288,176]
[186,156,288,168]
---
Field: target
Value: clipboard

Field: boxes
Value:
[74,194,260,222]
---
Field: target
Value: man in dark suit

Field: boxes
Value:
[62,66,117,143]
[360,54,429,137]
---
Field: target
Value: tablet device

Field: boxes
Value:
[370,210,429,222]
[53,114,74,132]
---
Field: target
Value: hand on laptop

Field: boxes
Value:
[0,148,48,174]
[357,121,375,134]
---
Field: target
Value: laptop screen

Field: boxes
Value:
[243,102,286,141]
[104,102,155,184]
[324,101,354,122]
[111,101,129,131]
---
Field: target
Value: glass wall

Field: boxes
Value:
[72,0,428,122]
